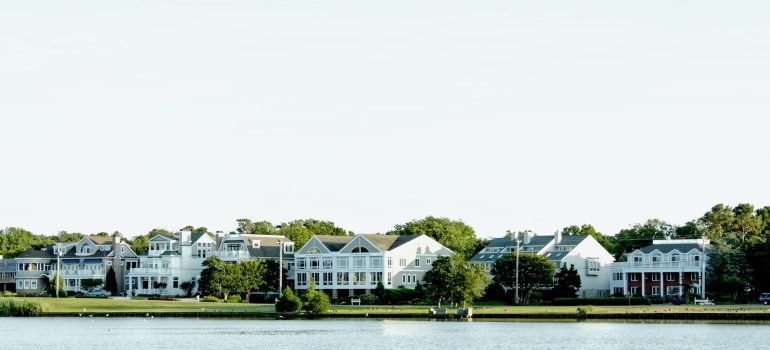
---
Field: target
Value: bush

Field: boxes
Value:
[358,294,377,305]
[552,297,649,306]
[201,296,222,303]
[382,287,421,305]
[0,299,46,316]
[226,295,241,303]
[276,287,303,313]
[577,305,594,318]
[302,282,330,313]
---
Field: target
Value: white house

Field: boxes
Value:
[470,231,615,298]
[609,238,709,298]
[294,234,453,298]
[127,231,295,297]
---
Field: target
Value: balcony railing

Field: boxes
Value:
[128,268,171,274]
[47,270,105,277]
[612,261,701,269]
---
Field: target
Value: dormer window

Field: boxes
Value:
[284,243,294,253]
[671,253,680,262]
[252,240,261,248]
[82,246,91,254]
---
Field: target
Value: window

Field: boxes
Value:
[693,255,700,261]
[337,258,348,269]
[312,273,320,284]
[613,287,624,295]
[353,272,366,285]
[651,274,660,281]
[370,272,382,284]
[632,256,643,263]
[322,272,333,286]
[651,286,661,295]
[284,243,294,253]
[297,273,307,286]
[309,258,319,269]
[665,273,676,281]
[586,258,599,275]
[399,258,407,267]
[371,257,382,269]
[671,253,680,262]
[354,257,366,269]
[426,258,432,265]
[352,247,369,253]
[322,258,333,269]
[630,273,639,281]
[337,272,349,285]
[173,277,179,288]
[252,240,260,248]
[666,286,681,295]
[387,272,392,285]
[630,287,639,295]
[612,273,623,281]
[414,258,421,267]
[307,247,321,254]
[387,257,392,267]
[651,255,661,263]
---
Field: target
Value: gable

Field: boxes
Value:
[339,235,381,254]
[297,236,332,254]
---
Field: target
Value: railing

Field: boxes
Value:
[128,268,171,274]
[612,261,701,269]
[48,270,105,277]
[218,251,250,258]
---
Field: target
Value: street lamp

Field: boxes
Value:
[515,234,521,305]
[278,239,283,298]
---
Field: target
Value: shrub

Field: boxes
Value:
[0,299,46,316]
[226,295,241,303]
[201,296,222,303]
[358,293,377,305]
[577,305,594,318]
[302,282,330,313]
[276,287,303,313]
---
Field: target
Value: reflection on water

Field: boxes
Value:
[2,317,769,350]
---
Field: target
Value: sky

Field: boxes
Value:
[1,1,769,239]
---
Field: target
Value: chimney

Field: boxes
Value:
[523,231,532,245]
[112,232,124,294]
[180,230,192,245]
[555,230,562,245]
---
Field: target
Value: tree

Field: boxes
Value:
[104,267,118,295]
[552,264,581,298]
[46,272,66,296]
[261,259,287,294]
[561,224,615,254]
[55,231,84,243]
[153,281,168,296]
[388,216,479,259]
[422,255,487,306]
[301,280,330,313]
[491,253,554,304]
[179,281,195,297]
[199,256,226,297]
[129,228,172,256]
[276,219,348,248]
[80,278,104,293]
[276,287,303,312]
[611,219,675,259]
[238,260,266,300]
[707,241,750,301]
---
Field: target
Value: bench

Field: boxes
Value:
[350,298,361,306]
[695,298,714,305]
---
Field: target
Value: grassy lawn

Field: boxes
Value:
[10,297,770,315]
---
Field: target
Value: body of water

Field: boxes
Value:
[1,317,768,349]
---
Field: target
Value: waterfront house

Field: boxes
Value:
[294,234,453,298]
[470,231,615,298]
[14,234,139,295]
[609,238,709,298]
[127,231,294,297]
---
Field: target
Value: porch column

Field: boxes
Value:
[641,273,646,296]
[659,272,664,297]
[679,271,683,296]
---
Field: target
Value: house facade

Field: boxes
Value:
[0,256,16,292]
[294,234,453,298]
[14,234,139,295]
[470,231,615,298]
[610,239,709,298]
[126,231,295,296]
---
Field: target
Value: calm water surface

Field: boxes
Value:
[1,317,769,349]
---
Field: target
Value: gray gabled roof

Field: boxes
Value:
[314,235,355,252]
[360,234,420,251]
[638,243,705,254]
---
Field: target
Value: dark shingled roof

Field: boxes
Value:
[15,248,55,259]
[314,235,355,252]
[360,234,420,251]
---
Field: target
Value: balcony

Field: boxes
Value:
[612,261,702,271]
[218,251,250,259]
[128,268,171,275]
[47,269,105,278]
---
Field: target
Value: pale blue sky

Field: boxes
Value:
[2,1,769,238]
